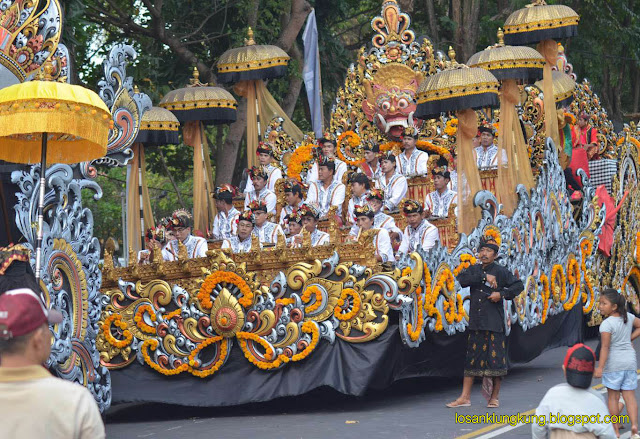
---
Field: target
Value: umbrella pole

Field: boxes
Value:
[138,151,145,250]
[35,133,48,283]
[255,81,261,142]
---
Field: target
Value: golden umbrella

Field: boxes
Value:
[534,70,576,107]
[468,28,544,214]
[128,106,180,253]
[416,48,500,234]
[217,28,291,168]
[503,0,579,167]
[0,66,111,281]
[159,68,238,235]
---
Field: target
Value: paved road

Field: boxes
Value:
[106,337,640,439]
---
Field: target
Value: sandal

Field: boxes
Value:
[487,399,500,408]
[446,399,471,408]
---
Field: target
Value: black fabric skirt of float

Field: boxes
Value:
[463,330,508,377]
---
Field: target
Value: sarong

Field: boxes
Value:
[463,329,507,377]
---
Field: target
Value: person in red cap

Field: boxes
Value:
[0,288,104,438]
[532,344,616,439]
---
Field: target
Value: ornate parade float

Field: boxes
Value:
[0,0,639,410]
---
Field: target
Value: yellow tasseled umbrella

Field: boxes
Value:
[0,65,111,281]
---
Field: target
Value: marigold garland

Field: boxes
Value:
[453,254,477,276]
[564,257,581,311]
[406,286,424,341]
[540,273,550,324]
[134,305,157,334]
[334,288,362,321]
[276,297,295,306]
[187,336,227,378]
[580,240,595,313]
[636,232,640,265]
[102,313,133,348]
[291,321,320,362]
[141,339,188,376]
[401,266,412,277]
[162,308,182,321]
[444,118,458,137]
[336,131,365,166]
[301,285,323,313]
[564,112,576,125]
[286,143,315,181]
[630,137,640,150]
[483,227,502,246]
[197,271,254,310]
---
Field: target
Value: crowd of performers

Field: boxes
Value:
[138,112,600,265]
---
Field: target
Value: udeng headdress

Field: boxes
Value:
[248,200,268,212]
[353,204,375,219]
[236,210,256,225]
[402,199,424,215]
[248,165,268,180]
[367,188,385,202]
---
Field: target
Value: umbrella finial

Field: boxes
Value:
[245,27,256,46]
[497,28,505,46]
[134,85,140,94]
[36,59,56,81]
[448,46,458,65]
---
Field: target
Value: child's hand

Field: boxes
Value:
[594,367,603,378]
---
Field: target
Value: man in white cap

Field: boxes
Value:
[0,288,105,438]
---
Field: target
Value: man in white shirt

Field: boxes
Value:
[279,179,305,231]
[353,204,394,263]
[397,199,439,258]
[424,157,458,218]
[305,157,346,219]
[284,208,304,247]
[347,173,371,226]
[358,142,381,180]
[249,200,284,245]
[291,203,330,247]
[244,141,283,192]
[221,210,256,253]
[306,136,347,184]
[349,188,403,242]
[162,209,208,261]
[0,289,105,439]
[244,165,277,214]
[397,126,429,177]
[474,125,505,169]
[211,184,240,240]
[376,151,408,212]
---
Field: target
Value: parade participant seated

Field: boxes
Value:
[221,210,256,253]
[306,136,347,184]
[353,204,394,263]
[447,236,524,409]
[359,142,381,180]
[396,200,439,259]
[572,111,599,160]
[532,344,616,439]
[249,200,284,245]
[162,210,208,261]
[244,141,283,193]
[424,157,458,218]
[448,155,458,192]
[305,156,346,219]
[211,184,240,240]
[244,165,277,214]
[138,224,167,264]
[349,188,402,241]
[376,151,408,212]
[396,126,428,177]
[279,179,304,231]
[347,173,370,226]
[291,204,330,247]
[474,125,500,169]
[284,208,304,247]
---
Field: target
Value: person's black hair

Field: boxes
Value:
[318,138,336,147]
[287,184,303,198]
[319,159,336,174]
[216,192,233,205]
[351,173,370,190]
[0,261,40,296]
[601,288,628,323]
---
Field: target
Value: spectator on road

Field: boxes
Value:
[0,288,105,438]
[595,289,640,438]
[532,344,616,439]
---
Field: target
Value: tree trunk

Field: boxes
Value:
[247,0,260,28]
[215,98,248,186]
[451,0,462,57]
[281,43,303,118]
[632,65,640,114]
[425,0,439,47]
[398,0,414,12]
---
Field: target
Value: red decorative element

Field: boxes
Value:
[215,307,238,331]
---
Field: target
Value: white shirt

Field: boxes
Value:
[290,228,330,248]
[448,170,458,192]
[221,235,254,253]
[211,207,240,240]
[350,210,403,238]
[376,172,408,211]
[424,189,458,218]
[347,192,369,225]
[372,228,394,262]
[162,235,208,261]
[397,149,429,177]
[244,164,283,193]
[244,187,277,214]
[305,180,346,218]
[306,159,347,184]
[474,145,507,169]
[253,221,284,245]
[279,201,304,230]
[398,219,439,256]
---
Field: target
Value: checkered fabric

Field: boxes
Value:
[588,159,617,193]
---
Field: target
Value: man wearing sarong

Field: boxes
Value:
[446,236,523,409]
